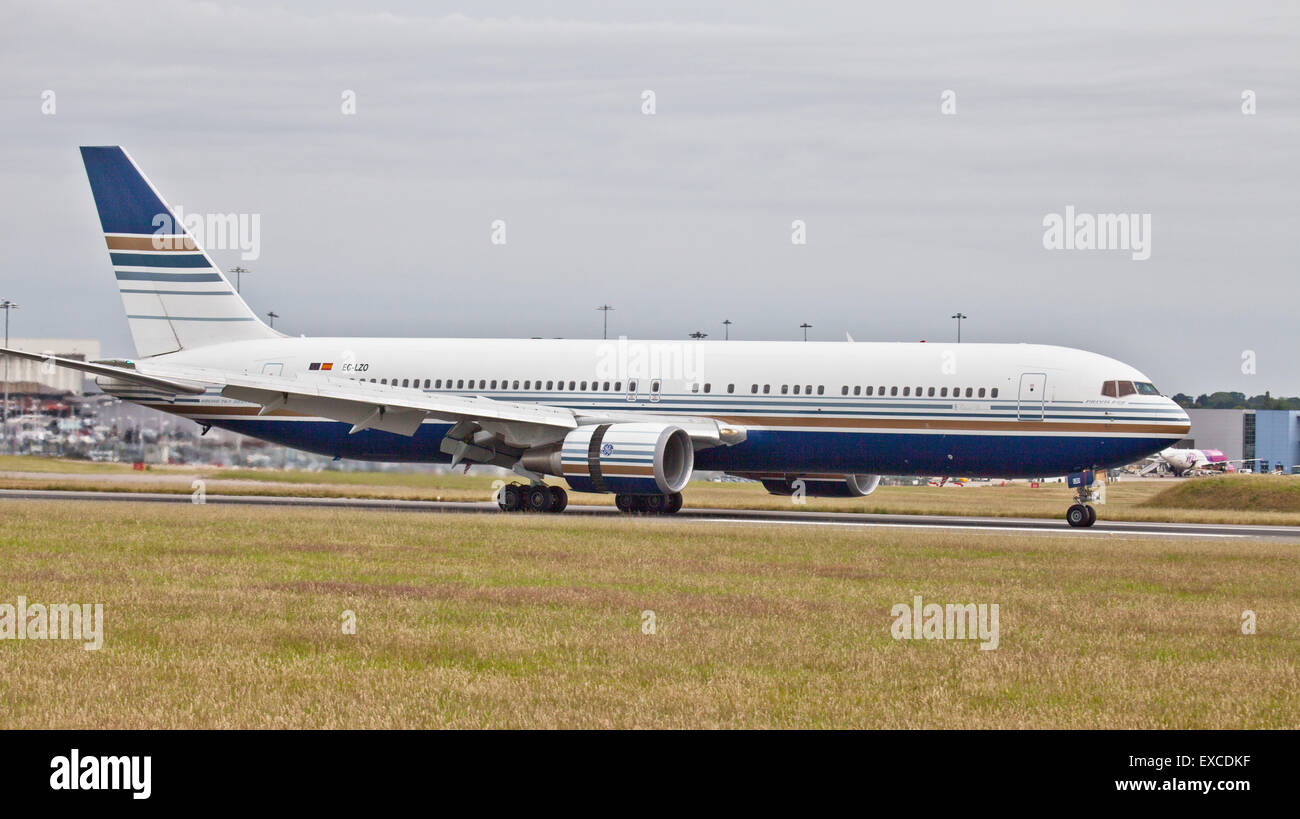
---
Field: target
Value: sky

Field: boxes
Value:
[1,0,1296,397]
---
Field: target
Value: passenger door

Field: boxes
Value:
[1017,372,1046,420]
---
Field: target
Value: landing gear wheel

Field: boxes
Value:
[548,485,568,513]
[615,494,639,514]
[1066,503,1092,527]
[499,483,521,512]
[643,494,667,514]
[527,484,554,513]
[1085,505,1097,526]
[664,492,683,514]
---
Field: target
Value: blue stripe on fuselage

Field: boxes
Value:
[209,417,1172,477]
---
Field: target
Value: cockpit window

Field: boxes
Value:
[1103,380,1156,397]
[1134,381,1160,395]
[1101,381,1117,397]
[1117,381,1136,397]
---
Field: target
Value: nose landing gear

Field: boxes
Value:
[1066,503,1097,527]
[1065,472,1100,527]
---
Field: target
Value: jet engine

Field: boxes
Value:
[521,422,694,495]
[758,474,881,498]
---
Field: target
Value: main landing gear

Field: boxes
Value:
[497,482,568,513]
[615,492,683,515]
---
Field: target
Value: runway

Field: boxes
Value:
[3,488,1298,540]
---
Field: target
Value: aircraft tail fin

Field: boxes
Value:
[79,146,280,358]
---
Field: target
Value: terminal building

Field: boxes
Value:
[2,338,101,396]
[1180,408,1300,474]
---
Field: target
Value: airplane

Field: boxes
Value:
[0,147,1192,527]
[1154,447,1250,476]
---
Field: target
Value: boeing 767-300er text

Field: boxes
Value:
[1,147,1192,526]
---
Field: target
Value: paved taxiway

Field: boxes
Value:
[3,488,1298,540]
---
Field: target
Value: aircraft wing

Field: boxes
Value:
[5,347,742,451]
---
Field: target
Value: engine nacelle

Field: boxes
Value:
[522,423,694,495]
[759,474,881,498]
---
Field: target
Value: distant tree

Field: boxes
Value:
[1170,391,1300,410]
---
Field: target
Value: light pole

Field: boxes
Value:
[1,299,17,454]
[267,311,279,329]
[723,319,732,340]
[229,266,250,294]
[597,304,614,340]
[951,312,967,343]
[800,322,812,342]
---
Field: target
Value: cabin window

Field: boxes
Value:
[853,386,861,396]
[704,383,712,393]
[864,386,872,396]
[940,387,947,397]
[781,385,789,394]
[890,386,898,396]
[751,384,759,394]
[902,387,910,396]
[603,381,610,391]
[965,387,973,397]
[991,387,999,398]
[568,381,575,390]
[489,380,497,389]
[763,384,771,394]
[842,386,849,395]
[978,387,986,398]
[545,380,553,390]
[727,384,735,393]
[651,380,661,393]
[817,385,825,395]
[793,384,801,395]
[512,380,519,389]
[614,381,622,392]
[628,380,637,393]
[928,387,935,397]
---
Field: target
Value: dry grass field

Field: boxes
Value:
[4,456,1300,525]
[1,500,1296,728]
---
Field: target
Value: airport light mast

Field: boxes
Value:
[951,312,967,343]
[229,266,250,294]
[800,322,812,342]
[723,319,732,340]
[266,310,279,329]
[597,304,614,340]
